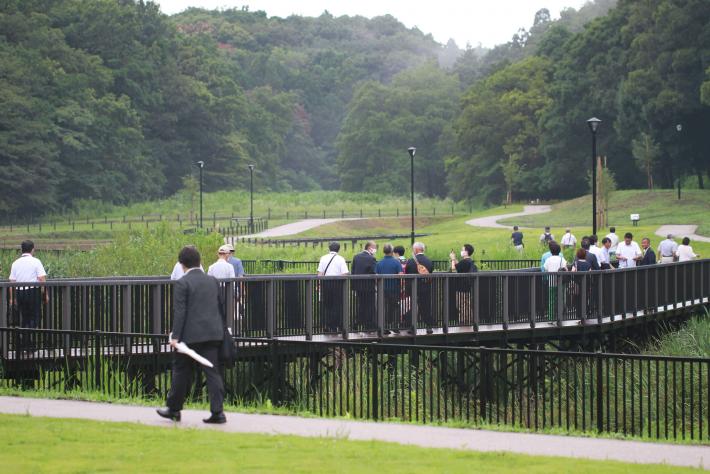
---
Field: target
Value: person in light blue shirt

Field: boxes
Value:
[226,245,245,277]
[540,240,554,271]
[375,243,403,335]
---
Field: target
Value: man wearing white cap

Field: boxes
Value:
[208,245,236,279]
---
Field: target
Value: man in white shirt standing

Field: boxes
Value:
[208,245,236,279]
[657,234,678,264]
[605,227,620,258]
[9,240,47,352]
[171,245,203,280]
[317,242,349,333]
[560,229,577,249]
[616,232,642,268]
[599,237,612,270]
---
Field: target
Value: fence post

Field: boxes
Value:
[226,282,235,333]
[596,354,604,433]
[62,286,71,354]
[376,277,384,338]
[305,279,313,341]
[371,346,379,420]
[610,272,616,321]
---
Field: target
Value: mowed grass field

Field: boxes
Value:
[0,414,699,474]
[499,190,710,234]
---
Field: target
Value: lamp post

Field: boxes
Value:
[586,118,601,236]
[676,124,682,200]
[408,147,416,245]
[248,164,255,232]
[194,160,204,229]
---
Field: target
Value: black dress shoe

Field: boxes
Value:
[203,412,227,424]
[157,407,181,421]
[426,327,434,334]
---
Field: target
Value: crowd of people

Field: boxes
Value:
[505,226,701,273]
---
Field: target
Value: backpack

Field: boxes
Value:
[412,254,429,275]
[544,232,553,242]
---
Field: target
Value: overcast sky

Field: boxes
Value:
[156,0,590,48]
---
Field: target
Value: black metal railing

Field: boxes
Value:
[1,328,707,442]
[0,260,707,340]
[237,259,539,274]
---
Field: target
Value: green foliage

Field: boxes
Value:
[644,313,710,358]
[631,133,661,190]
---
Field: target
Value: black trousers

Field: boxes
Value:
[167,341,224,414]
[354,290,375,330]
[16,288,41,349]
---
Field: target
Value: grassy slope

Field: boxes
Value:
[499,190,710,234]
[0,414,697,473]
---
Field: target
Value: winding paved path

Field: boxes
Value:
[465,205,551,229]
[241,218,361,238]
[655,225,710,243]
[0,396,707,469]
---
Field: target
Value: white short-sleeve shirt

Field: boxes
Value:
[606,233,619,252]
[208,259,236,279]
[676,245,697,262]
[561,233,576,246]
[9,254,46,282]
[616,241,642,268]
[318,252,349,276]
[543,255,567,272]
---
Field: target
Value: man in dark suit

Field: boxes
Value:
[581,238,600,270]
[351,241,377,331]
[640,237,656,266]
[157,246,227,424]
[405,242,435,334]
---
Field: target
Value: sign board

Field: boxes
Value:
[630,214,640,221]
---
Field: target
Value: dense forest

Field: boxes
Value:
[1,0,708,217]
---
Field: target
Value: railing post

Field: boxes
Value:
[62,286,71,355]
[597,271,604,325]
[0,287,7,360]
[411,278,418,334]
[674,264,678,308]
[266,280,275,339]
[502,275,509,330]
[341,279,350,339]
[610,272,616,321]
[305,279,313,340]
[473,276,480,331]
[633,269,639,316]
[442,276,450,334]
[121,285,132,334]
[376,277,385,338]
[556,274,563,327]
[151,285,162,335]
[580,274,587,324]
[225,281,235,333]
[529,275,536,329]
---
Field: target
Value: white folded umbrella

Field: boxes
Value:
[173,340,214,368]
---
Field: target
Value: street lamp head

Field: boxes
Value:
[676,124,682,132]
[194,160,204,168]
[248,164,255,171]
[407,147,416,158]
[586,117,601,134]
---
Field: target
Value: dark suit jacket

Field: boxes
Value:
[351,251,376,291]
[172,268,224,344]
[585,251,600,271]
[351,251,376,275]
[640,248,656,266]
[405,253,433,275]
[404,253,434,296]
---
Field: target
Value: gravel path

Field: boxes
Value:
[1,396,708,468]
[655,225,710,243]
[240,218,361,238]
[465,205,552,229]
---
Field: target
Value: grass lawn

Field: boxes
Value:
[499,189,710,234]
[0,414,699,474]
